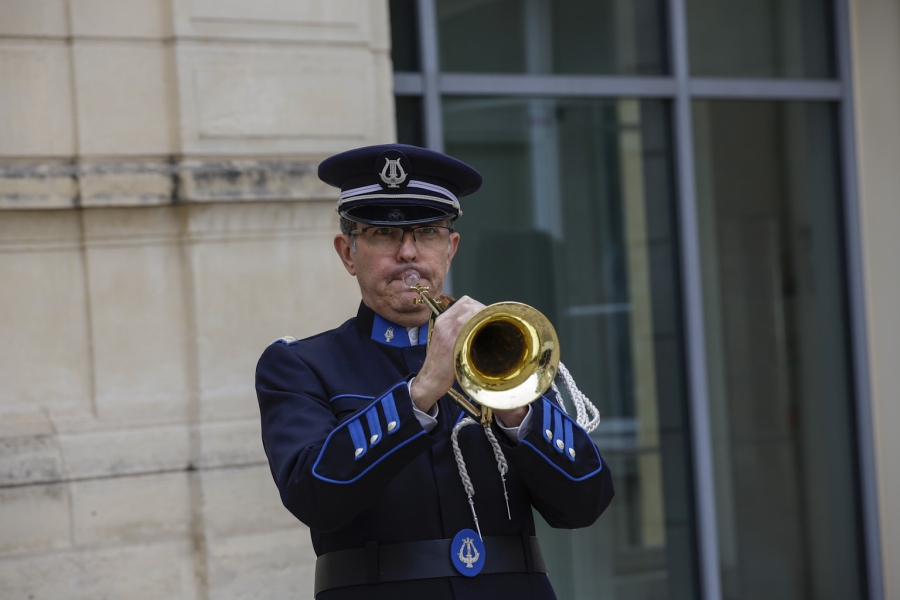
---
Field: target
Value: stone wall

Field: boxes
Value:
[851,0,900,596]
[0,1,393,598]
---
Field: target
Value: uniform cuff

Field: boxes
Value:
[494,404,533,442]
[408,378,439,433]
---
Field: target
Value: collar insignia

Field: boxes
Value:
[384,327,394,343]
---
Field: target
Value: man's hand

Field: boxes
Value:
[409,296,485,413]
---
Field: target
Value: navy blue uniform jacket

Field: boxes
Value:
[256,302,614,599]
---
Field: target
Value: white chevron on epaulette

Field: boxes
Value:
[275,336,297,344]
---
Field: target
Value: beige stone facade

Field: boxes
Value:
[0,1,393,597]
[851,0,900,596]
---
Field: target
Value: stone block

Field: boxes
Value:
[177,159,332,203]
[79,161,175,207]
[71,471,192,546]
[171,0,371,45]
[0,550,80,599]
[0,212,92,414]
[207,529,316,600]
[0,162,78,208]
[198,419,265,468]
[0,0,68,37]
[73,41,176,156]
[59,424,190,479]
[82,207,191,423]
[176,45,382,156]
[371,51,398,143]
[202,464,299,540]
[0,411,63,486]
[186,202,359,417]
[0,541,196,600]
[369,0,391,53]
[80,542,195,600]
[0,483,70,557]
[69,0,169,39]
[0,41,75,156]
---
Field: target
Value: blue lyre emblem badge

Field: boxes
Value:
[451,529,485,577]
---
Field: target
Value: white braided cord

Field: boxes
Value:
[449,361,600,534]
[451,417,477,497]
[482,425,512,519]
[482,426,508,478]
[549,381,568,415]
[556,361,602,434]
[451,416,482,538]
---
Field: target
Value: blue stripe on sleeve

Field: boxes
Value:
[348,419,367,460]
[553,406,564,454]
[382,391,401,434]
[366,407,382,447]
[543,398,553,443]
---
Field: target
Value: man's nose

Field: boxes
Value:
[397,230,418,260]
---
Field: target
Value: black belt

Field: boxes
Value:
[315,534,547,596]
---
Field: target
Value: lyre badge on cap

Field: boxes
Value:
[380,158,407,188]
[375,150,411,190]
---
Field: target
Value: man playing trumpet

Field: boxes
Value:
[256,144,614,599]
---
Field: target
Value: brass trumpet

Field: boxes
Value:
[404,271,560,426]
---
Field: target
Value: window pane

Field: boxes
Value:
[445,96,697,599]
[693,100,864,600]
[686,0,834,78]
[437,0,668,75]
[395,96,424,146]
[390,0,420,71]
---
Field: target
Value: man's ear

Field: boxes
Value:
[334,235,357,276]
[446,232,460,268]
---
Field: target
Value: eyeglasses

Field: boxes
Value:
[350,225,454,252]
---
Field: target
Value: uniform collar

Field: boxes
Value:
[355,301,429,347]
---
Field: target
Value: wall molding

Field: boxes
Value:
[0,158,337,209]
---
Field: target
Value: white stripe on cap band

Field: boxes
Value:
[339,184,383,200]
[407,180,459,203]
[336,193,460,211]
[338,180,458,204]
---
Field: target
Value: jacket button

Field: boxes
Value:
[370,434,379,444]
[569,448,576,458]
[556,439,564,450]
[354,448,363,457]
[387,421,397,431]
[545,429,553,440]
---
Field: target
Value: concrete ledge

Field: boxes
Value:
[0,159,337,209]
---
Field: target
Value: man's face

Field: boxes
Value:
[334,220,460,328]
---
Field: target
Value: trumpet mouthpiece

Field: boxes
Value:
[403,270,421,288]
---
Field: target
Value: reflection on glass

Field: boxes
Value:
[445,96,697,599]
[437,0,667,75]
[390,0,420,72]
[693,100,863,600]
[686,0,834,78]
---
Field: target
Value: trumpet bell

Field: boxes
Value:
[453,302,560,411]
